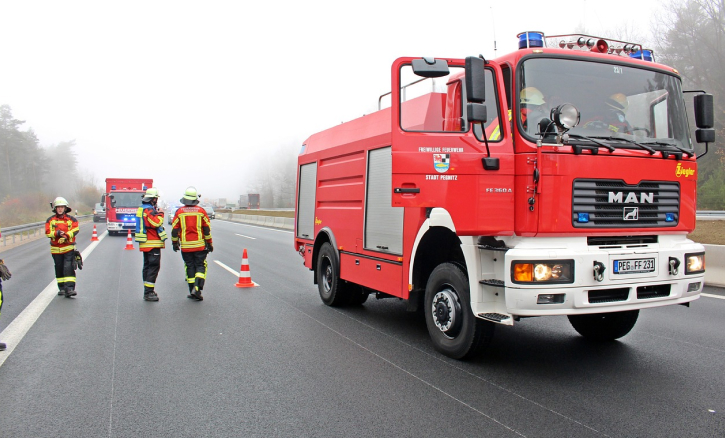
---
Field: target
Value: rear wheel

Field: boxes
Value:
[424,263,495,359]
[568,310,639,341]
[347,284,369,306]
[316,243,347,307]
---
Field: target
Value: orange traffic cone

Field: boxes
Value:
[124,230,134,250]
[235,248,257,288]
[91,225,99,242]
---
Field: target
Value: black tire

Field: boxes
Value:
[347,284,369,306]
[424,263,495,359]
[568,310,639,341]
[316,242,347,307]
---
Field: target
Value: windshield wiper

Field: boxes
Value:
[641,140,694,158]
[561,133,616,154]
[587,135,657,155]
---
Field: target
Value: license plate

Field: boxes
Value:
[613,258,655,274]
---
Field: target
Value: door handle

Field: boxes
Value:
[394,188,420,194]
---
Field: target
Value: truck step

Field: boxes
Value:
[478,313,511,323]
[477,244,511,252]
[479,279,505,287]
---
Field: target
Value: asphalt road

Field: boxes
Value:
[0,219,723,437]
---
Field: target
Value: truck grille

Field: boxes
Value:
[572,179,679,228]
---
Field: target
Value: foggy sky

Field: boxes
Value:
[0,0,664,204]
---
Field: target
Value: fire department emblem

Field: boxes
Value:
[433,154,450,173]
[623,207,639,221]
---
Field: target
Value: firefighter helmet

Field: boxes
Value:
[51,197,71,213]
[606,93,629,112]
[142,187,160,202]
[180,187,200,206]
[520,87,546,106]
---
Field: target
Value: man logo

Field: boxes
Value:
[609,192,654,203]
[623,207,639,221]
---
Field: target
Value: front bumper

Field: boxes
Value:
[107,221,135,231]
[473,235,704,317]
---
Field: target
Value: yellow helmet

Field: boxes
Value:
[143,187,160,202]
[520,87,546,106]
[51,197,71,213]
[606,93,628,112]
[180,186,200,206]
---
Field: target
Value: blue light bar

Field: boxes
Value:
[577,213,590,223]
[629,49,653,61]
[665,213,675,222]
[111,185,117,190]
[518,31,544,49]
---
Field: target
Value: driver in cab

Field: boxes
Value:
[583,93,633,134]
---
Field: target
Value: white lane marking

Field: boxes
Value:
[702,293,725,300]
[0,231,108,368]
[217,219,292,234]
[235,234,256,240]
[213,260,259,287]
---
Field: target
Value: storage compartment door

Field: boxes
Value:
[365,147,403,254]
[297,162,317,240]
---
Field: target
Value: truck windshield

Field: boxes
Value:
[519,58,692,151]
[110,192,143,208]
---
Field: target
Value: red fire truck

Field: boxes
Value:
[294,32,714,359]
[102,178,153,235]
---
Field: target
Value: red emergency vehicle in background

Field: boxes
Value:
[102,178,153,235]
[294,32,715,359]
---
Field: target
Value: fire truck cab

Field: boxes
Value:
[295,32,714,359]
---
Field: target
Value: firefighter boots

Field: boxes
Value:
[65,289,77,298]
[0,342,6,351]
[144,291,159,302]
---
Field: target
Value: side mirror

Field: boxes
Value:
[465,56,486,103]
[694,93,714,128]
[110,195,116,208]
[696,128,715,143]
[411,58,449,78]
[100,194,105,208]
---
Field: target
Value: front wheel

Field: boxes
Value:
[424,263,495,359]
[568,310,639,341]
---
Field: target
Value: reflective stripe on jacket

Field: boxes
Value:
[171,206,212,252]
[135,203,167,251]
[45,214,79,254]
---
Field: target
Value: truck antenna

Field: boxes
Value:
[491,7,497,54]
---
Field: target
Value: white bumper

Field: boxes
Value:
[469,235,704,318]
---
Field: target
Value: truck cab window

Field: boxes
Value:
[399,65,501,141]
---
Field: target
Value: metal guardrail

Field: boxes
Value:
[1,214,93,247]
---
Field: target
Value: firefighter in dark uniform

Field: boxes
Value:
[0,258,11,351]
[171,187,213,301]
[45,197,80,298]
[135,188,167,302]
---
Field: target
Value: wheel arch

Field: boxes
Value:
[409,209,466,310]
[312,227,338,285]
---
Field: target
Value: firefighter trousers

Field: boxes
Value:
[181,250,208,293]
[52,252,76,292]
[142,248,161,294]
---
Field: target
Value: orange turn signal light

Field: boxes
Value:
[513,263,533,282]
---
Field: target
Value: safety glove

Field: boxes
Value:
[172,241,180,252]
[205,242,214,253]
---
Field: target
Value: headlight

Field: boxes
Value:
[685,252,705,275]
[512,260,574,284]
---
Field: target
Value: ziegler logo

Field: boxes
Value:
[608,192,654,204]
[675,163,695,178]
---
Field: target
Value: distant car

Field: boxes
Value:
[167,205,180,225]
[93,203,106,222]
[203,206,215,219]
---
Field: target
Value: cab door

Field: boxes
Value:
[390,57,514,235]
